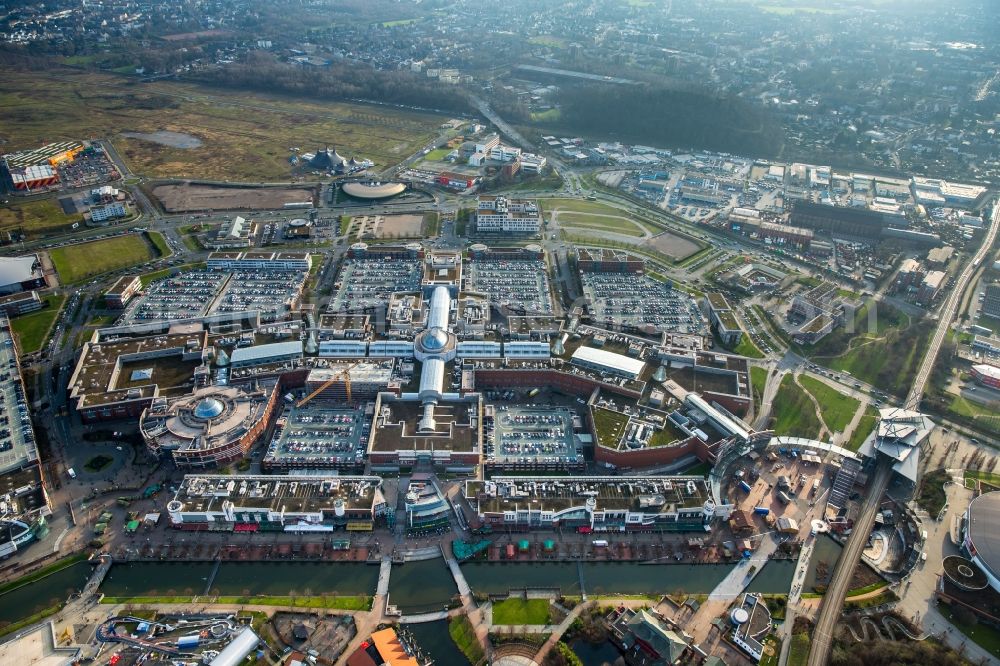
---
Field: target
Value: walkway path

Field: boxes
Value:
[687,536,779,644]
[532,602,588,665]
[794,373,831,441]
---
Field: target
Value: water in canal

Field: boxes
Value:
[100,561,378,598]
[404,620,471,666]
[802,535,843,593]
[98,557,796,609]
[0,560,92,626]
[571,638,622,666]
[388,559,458,614]
[461,560,795,596]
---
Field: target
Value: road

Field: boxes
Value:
[806,196,998,665]
[907,197,1000,407]
[806,461,893,666]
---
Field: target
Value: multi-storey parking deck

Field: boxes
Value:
[484,405,584,472]
[121,270,228,323]
[263,404,372,472]
[464,258,553,315]
[580,272,707,334]
[209,269,306,321]
[329,258,423,312]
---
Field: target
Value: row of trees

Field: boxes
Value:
[190,52,472,116]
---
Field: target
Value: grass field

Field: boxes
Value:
[49,235,156,284]
[948,394,1000,434]
[0,198,83,240]
[449,615,485,664]
[556,212,647,237]
[845,406,879,452]
[787,632,811,666]
[733,335,764,359]
[772,374,822,438]
[422,148,451,161]
[751,366,768,411]
[146,231,171,258]
[10,294,67,354]
[592,407,629,448]
[965,470,1000,487]
[823,320,933,399]
[0,67,444,181]
[943,609,1000,658]
[491,598,551,625]
[530,108,562,122]
[798,376,860,433]
[100,595,370,610]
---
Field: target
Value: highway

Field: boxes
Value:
[806,196,998,665]
[907,196,1000,407]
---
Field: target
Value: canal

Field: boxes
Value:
[100,561,379,598]
[0,560,92,627]
[96,557,795,605]
[404,620,471,665]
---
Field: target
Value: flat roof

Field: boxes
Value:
[968,492,1000,583]
[466,475,709,514]
[172,474,384,513]
[230,341,303,365]
[571,346,646,377]
[0,255,40,287]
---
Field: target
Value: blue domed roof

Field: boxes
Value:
[422,328,448,350]
[194,397,224,420]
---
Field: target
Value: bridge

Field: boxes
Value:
[806,197,999,665]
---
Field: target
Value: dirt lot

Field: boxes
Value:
[647,230,703,261]
[153,184,316,212]
[273,612,356,663]
[379,214,424,238]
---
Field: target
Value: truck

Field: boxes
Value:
[753,507,770,516]
[67,468,76,479]
[811,479,821,496]
[777,490,793,504]
[592,539,609,548]
[739,481,752,494]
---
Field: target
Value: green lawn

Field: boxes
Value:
[0,198,83,239]
[965,470,1000,487]
[100,594,371,610]
[948,394,1000,434]
[449,615,485,664]
[733,335,765,359]
[944,608,1000,658]
[845,406,879,452]
[146,231,171,258]
[592,407,629,448]
[771,375,822,438]
[530,108,562,122]
[50,235,156,284]
[422,148,451,161]
[823,321,933,399]
[760,635,782,666]
[10,294,67,354]
[557,212,647,237]
[751,366,768,412]
[492,598,551,625]
[798,376,860,433]
[787,632,811,666]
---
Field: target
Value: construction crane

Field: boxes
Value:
[296,362,359,407]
